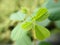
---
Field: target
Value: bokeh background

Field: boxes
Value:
[0,0,60,45]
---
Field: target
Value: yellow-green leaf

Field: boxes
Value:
[32,8,48,21]
[35,24,50,40]
[22,21,32,31]
[37,12,49,21]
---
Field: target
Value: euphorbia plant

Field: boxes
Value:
[10,7,50,45]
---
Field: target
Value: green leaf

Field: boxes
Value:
[48,8,60,21]
[45,0,60,21]
[11,23,27,41]
[46,0,60,9]
[21,20,32,31]
[35,24,50,40]
[37,19,50,27]
[11,23,32,45]
[21,7,29,14]
[37,12,49,21]
[15,34,32,45]
[21,16,33,31]
[10,11,26,21]
[39,41,51,45]
[32,8,48,21]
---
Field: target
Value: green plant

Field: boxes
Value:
[45,0,60,21]
[10,7,50,45]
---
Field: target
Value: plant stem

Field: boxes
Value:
[32,0,37,45]
[32,29,36,45]
[34,39,36,45]
[28,0,37,45]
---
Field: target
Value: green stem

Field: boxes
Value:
[29,0,37,44]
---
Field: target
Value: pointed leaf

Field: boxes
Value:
[35,24,50,40]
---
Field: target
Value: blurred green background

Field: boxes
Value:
[0,0,60,45]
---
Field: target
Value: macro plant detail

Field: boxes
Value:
[0,0,60,45]
[10,7,50,45]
